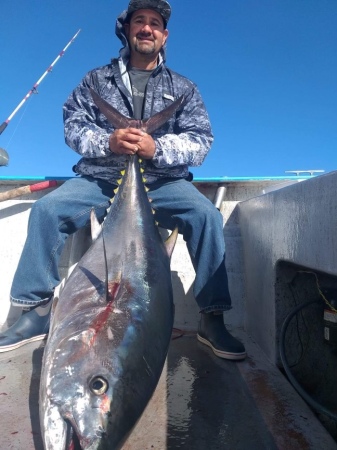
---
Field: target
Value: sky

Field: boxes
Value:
[0,0,336,180]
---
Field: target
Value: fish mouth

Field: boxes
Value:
[43,403,106,450]
[65,419,82,450]
[64,418,104,450]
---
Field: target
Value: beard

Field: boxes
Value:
[134,40,156,55]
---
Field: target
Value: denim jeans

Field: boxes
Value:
[10,176,231,313]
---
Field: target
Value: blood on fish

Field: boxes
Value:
[88,282,120,346]
[108,281,120,302]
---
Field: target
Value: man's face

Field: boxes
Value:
[124,9,169,57]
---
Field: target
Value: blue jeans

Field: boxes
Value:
[10,176,231,313]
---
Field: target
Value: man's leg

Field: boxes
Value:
[148,178,246,360]
[0,176,115,352]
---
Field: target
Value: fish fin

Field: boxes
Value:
[90,208,102,241]
[164,227,179,260]
[101,227,109,303]
[90,87,136,129]
[143,95,185,134]
[90,88,185,135]
[51,296,58,315]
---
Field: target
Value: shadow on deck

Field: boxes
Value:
[0,329,336,450]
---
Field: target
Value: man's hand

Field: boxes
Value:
[109,128,155,159]
[136,132,156,159]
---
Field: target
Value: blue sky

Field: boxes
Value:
[0,0,336,180]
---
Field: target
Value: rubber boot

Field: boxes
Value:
[197,312,246,360]
[0,299,52,353]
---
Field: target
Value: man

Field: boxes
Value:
[0,0,246,360]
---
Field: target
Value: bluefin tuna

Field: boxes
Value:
[39,90,184,449]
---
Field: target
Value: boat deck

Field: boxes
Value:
[0,329,336,450]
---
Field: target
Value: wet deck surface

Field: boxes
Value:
[0,330,336,450]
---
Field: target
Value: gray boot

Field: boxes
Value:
[0,299,52,353]
[197,312,246,360]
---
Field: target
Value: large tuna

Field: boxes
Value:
[39,89,184,449]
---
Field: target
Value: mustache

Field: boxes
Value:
[136,33,154,41]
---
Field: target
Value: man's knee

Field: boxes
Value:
[194,200,223,227]
[29,192,60,222]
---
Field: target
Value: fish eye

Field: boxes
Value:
[89,376,109,395]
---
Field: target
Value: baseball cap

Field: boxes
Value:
[126,0,171,27]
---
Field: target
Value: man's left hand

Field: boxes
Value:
[136,133,156,159]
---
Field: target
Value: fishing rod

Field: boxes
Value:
[0,29,81,143]
[0,180,59,202]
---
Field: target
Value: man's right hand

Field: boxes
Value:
[109,128,144,155]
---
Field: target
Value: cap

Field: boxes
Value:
[126,0,171,27]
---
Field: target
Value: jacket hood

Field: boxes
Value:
[115,9,167,64]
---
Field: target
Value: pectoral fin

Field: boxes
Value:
[164,227,179,260]
[90,208,102,241]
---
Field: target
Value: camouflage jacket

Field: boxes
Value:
[63,10,214,185]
